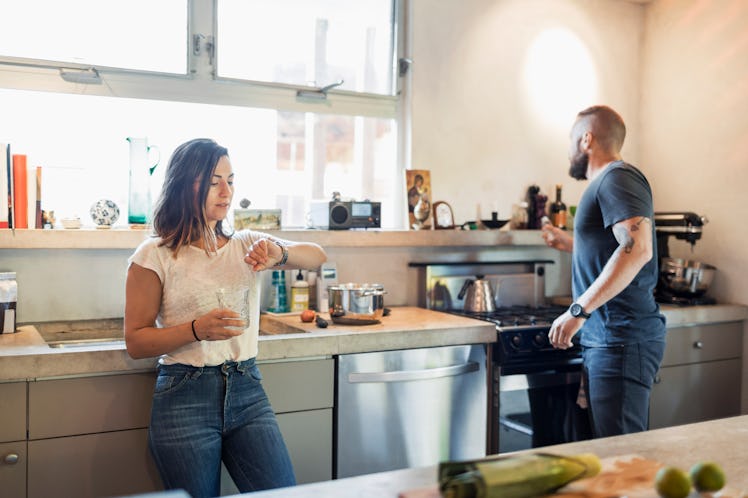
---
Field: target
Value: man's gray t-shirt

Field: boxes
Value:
[572,161,666,346]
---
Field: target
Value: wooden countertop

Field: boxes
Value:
[231,415,748,498]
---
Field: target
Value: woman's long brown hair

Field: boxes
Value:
[151,138,232,256]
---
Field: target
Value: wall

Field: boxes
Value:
[6,243,567,324]
[640,0,748,307]
[410,0,645,224]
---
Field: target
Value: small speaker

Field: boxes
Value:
[329,202,351,229]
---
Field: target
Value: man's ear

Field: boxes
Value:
[581,131,592,151]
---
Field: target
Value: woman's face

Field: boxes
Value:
[202,155,234,227]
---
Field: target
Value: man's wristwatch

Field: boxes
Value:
[569,303,591,319]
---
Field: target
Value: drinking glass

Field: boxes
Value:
[216,287,250,329]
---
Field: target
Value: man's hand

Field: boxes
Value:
[548,311,584,349]
[541,224,574,252]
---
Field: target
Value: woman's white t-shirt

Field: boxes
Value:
[128,230,269,367]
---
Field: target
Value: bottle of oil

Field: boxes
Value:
[550,184,567,229]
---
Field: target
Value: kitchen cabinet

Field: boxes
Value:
[26,372,161,498]
[0,382,27,498]
[650,322,743,429]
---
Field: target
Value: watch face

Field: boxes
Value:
[570,303,588,318]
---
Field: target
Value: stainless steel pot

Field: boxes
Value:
[659,257,716,297]
[457,275,496,313]
[328,283,387,325]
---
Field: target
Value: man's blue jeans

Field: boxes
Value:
[582,341,665,438]
[148,359,296,498]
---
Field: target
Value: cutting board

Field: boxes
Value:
[399,454,742,498]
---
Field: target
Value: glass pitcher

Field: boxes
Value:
[127,137,160,225]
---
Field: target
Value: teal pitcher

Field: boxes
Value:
[127,137,160,225]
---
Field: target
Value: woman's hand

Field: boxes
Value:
[191,308,247,341]
[541,224,574,252]
[244,238,281,272]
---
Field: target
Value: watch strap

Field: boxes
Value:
[273,240,289,266]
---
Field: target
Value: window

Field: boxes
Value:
[0,0,188,74]
[217,0,396,95]
[0,1,405,229]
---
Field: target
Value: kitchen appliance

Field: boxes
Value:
[328,283,386,324]
[658,257,716,297]
[458,275,496,312]
[653,212,715,305]
[411,260,590,454]
[328,200,381,229]
[335,343,487,478]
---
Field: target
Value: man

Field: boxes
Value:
[542,105,666,438]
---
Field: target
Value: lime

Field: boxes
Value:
[655,466,692,498]
[690,461,726,492]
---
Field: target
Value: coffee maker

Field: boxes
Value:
[653,212,713,305]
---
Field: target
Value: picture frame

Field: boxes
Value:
[432,201,455,229]
[405,169,432,230]
[233,208,281,230]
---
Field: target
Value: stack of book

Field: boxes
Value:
[1,143,43,229]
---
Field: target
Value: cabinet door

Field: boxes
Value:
[259,358,334,413]
[0,441,26,498]
[29,372,155,439]
[649,358,742,430]
[277,409,333,484]
[28,428,162,498]
[0,382,26,442]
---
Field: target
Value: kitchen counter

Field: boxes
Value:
[0,307,496,381]
[229,414,748,498]
[1,304,745,382]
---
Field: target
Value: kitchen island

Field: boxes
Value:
[235,414,748,498]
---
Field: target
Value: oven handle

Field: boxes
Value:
[499,370,581,392]
[348,361,479,384]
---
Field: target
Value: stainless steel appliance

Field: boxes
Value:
[411,260,590,454]
[335,343,487,478]
[654,211,716,305]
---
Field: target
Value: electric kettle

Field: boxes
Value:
[457,275,496,313]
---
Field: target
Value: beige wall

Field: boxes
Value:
[410,0,645,224]
[640,0,748,306]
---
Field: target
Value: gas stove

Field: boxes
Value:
[446,305,581,369]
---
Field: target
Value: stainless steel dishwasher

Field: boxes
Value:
[335,343,487,478]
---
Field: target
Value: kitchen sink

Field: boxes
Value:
[47,338,125,348]
[30,318,125,348]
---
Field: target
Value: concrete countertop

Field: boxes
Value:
[234,415,748,498]
[0,307,496,382]
[1,304,745,382]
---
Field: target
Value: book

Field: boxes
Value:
[12,154,27,229]
[0,144,8,228]
[35,166,42,229]
[26,165,37,229]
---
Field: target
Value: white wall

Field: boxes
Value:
[640,0,748,307]
[410,0,645,224]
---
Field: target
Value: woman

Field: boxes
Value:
[124,138,327,497]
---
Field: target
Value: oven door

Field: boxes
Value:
[498,363,591,453]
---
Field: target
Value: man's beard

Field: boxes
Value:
[568,151,588,180]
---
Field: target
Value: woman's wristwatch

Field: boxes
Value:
[273,240,289,266]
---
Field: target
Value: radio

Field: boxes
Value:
[329,201,381,230]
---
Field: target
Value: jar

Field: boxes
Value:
[0,272,18,334]
[511,202,529,229]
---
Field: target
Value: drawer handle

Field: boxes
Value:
[3,453,19,465]
[693,341,704,349]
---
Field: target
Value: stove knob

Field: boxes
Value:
[533,333,548,347]
[512,318,520,326]
[510,334,522,349]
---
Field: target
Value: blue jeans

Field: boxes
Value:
[148,359,296,498]
[582,341,665,438]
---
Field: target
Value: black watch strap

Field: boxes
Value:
[570,303,591,319]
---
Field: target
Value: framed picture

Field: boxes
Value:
[433,201,455,229]
[233,208,281,230]
[405,169,432,230]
